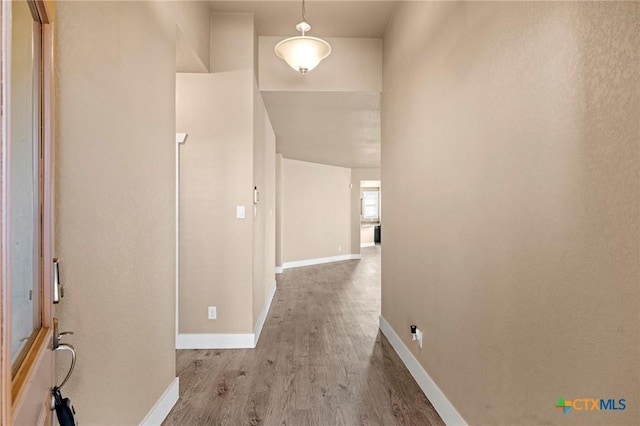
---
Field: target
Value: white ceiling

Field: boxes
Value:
[210,1,391,169]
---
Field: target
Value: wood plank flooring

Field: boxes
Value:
[163,247,444,426]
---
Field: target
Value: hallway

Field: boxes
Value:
[164,247,444,425]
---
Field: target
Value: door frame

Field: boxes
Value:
[1,0,55,424]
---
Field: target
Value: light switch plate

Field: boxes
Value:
[208,306,217,320]
[236,206,245,219]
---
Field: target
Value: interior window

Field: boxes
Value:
[362,190,379,221]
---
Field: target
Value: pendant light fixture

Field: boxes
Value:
[274,0,331,75]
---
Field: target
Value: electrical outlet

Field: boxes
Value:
[208,306,217,320]
[338,245,342,252]
[416,328,423,348]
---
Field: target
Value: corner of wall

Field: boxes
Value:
[379,316,467,426]
[253,281,277,346]
[139,378,180,426]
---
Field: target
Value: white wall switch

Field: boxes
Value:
[208,306,217,320]
[236,206,245,219]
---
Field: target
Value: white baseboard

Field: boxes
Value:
[282,254,361,269]
[176,333,255,349]
[379,316,467,426]
[275,266,283,274]
[176,283,277,350]
[139,377,179,426]
[361,242,375,248]
[254,281,277,346]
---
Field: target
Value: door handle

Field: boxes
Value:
[53,343,76,390]
[51,317,76,412]
[50,343,77,412]
[52,317,74,350]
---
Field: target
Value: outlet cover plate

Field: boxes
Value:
[208,306,217,320]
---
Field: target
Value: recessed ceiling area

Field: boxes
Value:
[210,1,391,169]
[262,91,380,168]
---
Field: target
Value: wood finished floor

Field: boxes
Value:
[163,247,444,426]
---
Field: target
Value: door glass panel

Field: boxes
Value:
[10,0,42,372]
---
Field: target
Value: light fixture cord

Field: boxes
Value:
[301,0,306,23]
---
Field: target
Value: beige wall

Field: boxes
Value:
[252,78,277,323]
[173,0,210,72]
[282,159,351,262]
[54,1,190,423]
[178,13,254,334]
[382,2,639,425]
[259,36,382,92]
[210,12,254,73]
[350,168,380,254]
[178,12,276,335]
[177,71,254,334]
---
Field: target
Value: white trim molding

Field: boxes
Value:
[254,281,277,346]
[379,316,468,426]
[175,132,188,144]
[174,134,186,348]
[176,283,277,350]
[139,377,179,426]
[282,254,361,270]
[275,266,283,274]
[177,333,255,349]
[361,242,375,248]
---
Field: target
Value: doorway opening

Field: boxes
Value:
[359,180,381,249]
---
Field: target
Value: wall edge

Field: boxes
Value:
[379,315,468,426]
[253,281,277,346]
[139,377,179,426]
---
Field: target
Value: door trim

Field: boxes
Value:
[1,1,54,423]
[1,2,11,423]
